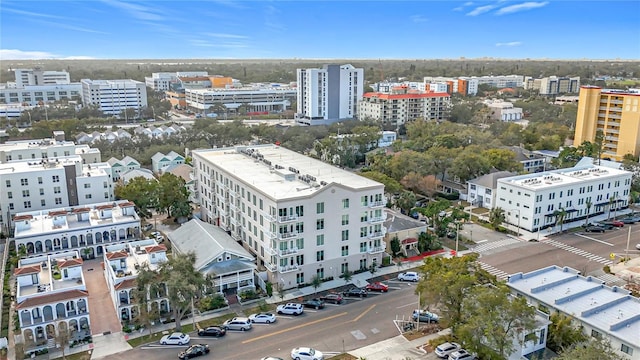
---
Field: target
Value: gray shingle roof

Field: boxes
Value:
[468,171,516,189]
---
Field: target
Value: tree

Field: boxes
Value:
[390,236,401,257]
[342,269,353,284]
[489,207,505,230]
[482,148,523,172]
[395,191,417,215]
[449,146,491,183]
[359,170,403,195]
[368,262,378,279]
[607,195,617,220]
[555,339,626,360]
[311,274,322,295]
[115,177,158,219]
[553,146,582,169]
[457,285,537,359]
[135,252,205,331]
[584,199,592,226]
[157,173,190,218]
[594,129,604,165]
[555,208,567,232]
[54,326,70,359]
[547,313,587,353]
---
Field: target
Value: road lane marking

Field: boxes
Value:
[476,240,488,244]
[396,301,418,309]
[574,233,614,246]
[241,312,348,344]
[352,304,376,322]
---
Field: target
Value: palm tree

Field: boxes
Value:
[488,207,505,230]
[584,199,592,226]
[555,208,567,233]
[607,196,616,220]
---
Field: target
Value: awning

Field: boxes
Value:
[566,209,578,213]
[594,202,610,207]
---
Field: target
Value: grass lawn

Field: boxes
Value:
[126,313,237,347]
[61,352,93,360]
[440,238,469,251]
[327,354,358,360]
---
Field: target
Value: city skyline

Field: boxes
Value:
[1,0,639,60]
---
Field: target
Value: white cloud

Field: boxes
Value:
[466,5,497,16]
[205,33,248,39]
[3,8,66,19]
[0,49,94,60]
[102,0,165,21]
[495,1,549,15]
[189,39,248,48]
[410,15,428,23]
[496,41,523,47]
[453,2,474,11]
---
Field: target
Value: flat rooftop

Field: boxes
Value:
[508,266,640,347]
[16,251,85,300]
[193,145,383,200]
[498,165,630,191]
[0,138,75,153]
[104,239,167,278]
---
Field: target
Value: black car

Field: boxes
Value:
[178,344,210,359]
[303,298,325,309]
[342,287,368,298]
[197,326,226,337]
[593,222,614,230]
[320,293,344,304]
[584,224,606,233]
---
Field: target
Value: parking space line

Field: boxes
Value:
[574,233,614,246]
[241,312,348,344]
[396,301,418,309]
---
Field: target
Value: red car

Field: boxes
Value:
[366,282,389,292]
[602,220,624,227]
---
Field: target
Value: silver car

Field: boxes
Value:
[222,316,252,331]
[435,342,461,358]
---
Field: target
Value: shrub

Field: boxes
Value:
[603,265,611,274]
[198,294,227,312]
[265,282,273,297]
[239,289,258,301]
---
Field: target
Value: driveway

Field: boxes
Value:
[82,258,121,335]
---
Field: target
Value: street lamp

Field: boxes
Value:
[455,221,462,256]
[510,209,521,238]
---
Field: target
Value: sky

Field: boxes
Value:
[1,0,639,60]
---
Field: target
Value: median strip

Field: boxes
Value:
[241,312,348,344]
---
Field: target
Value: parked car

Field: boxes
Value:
[142,223,153,231]
[412,309,439,323]
[398,271,420,282]
[320,293,343,304]
[342,287,368,298]
[291,347,324,360]
[601,220,624,227]
[584,224,606,232]
[365,282,389,292]
[222,317,252,331]
[636,243,640,250]
[197,326,226,337]
[150,231,161,238]
[303,298,325,309]
[593,222,614,230]
[261,357,284,360]
[248,312,277,323]
[435,342,461,358]
[160,332,190,345]
[448,349,476,360]
[620,217,640,224]
[276,303,304,315]
[178,344,209,359]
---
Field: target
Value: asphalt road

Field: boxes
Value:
[106,280,421,360]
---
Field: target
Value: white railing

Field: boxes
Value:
[279,247,299,256]
[368,245,386,254]
[278,214,298,222]
[279,264,299,273]
[369,200,385,208]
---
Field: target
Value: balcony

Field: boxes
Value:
[269,231,299,240]
[610,100,623,105]
[266,247,278,256]
[368,229,386,239]
[369,200,385,208]
[368,214,387,224]
[278,214,298,223]
[266,263,277,272]
[279,247,299,256]
[608,113,621,119]
[280,264,299,273]
[368,245,386,254]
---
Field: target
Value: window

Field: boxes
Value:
[621,344,633,355]
[295,255,304,266]
[295,238,304,250]
[54,186,61,194]
[38,177,43,184]
[39,188,44,195]
[316,267,324,279]
[5,180,10,188]
[85,194,92,199]
[316,219,324,230]
[316,250,324,261]
[316,234,324,246]
[342,198,350,209]
[41,199,46,206]
[24,201,31,209]
[55,197,62,205]
[8,203,14,210]
[296,273,304,284]
[360,242,367,252]
[341,263,349,274]
[360,212,368,222]
[21,178,28,186]
[342,214,349,225]
[7,192,12,199]
[341,245,349,256]
[360,195,368,206]
[295,205,304,216]
[316,202,324,214]
[341,230,349,241]
[591,329,601,339]
[84,183,91,189]
[22,190,29,197]
[52,175,60,183]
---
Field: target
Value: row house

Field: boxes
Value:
[75,129,132,144]
[151,151,185,174]
[14,200,141,259]
[106,156,141,182]
[15,251,90,353]
[133,124,186,139]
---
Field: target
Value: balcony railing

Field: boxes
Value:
[279,247,299,256]
[266,263,277,272]
[278,214,298,222]
[266,247,278,256]
[369,200,385,208]
[279,264,299,273]
[368,245,386,254]
[368,231,384,239]
[368,214,387,223]
[270,231,298,240]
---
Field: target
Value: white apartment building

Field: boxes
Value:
[15,250,90,354]
[494,165,632,233]
[427,83,449,93]
[144,71,208,91]
[80,79,148,116]
[13,200,140,258]
[0,84,82,106]
[358,91,451,127]
[484,100,523,121]
[14,68,71,87]
[508,266,640,360]
[185,86,295,113]
[373,81,426,93]
[107,156,141,181]
[0,135,101,164]
[103,239,169,323]
[192,144,386,289]
[0,104,29,119]
[296,64,364,126]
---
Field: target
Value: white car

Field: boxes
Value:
[291,347,324,360]
[277,303,304,315]
[160,332,190,345]
[248,312,277,323]
[448,349,476,360]
[435,342,461,358]
[636,243,640,250]
[398,271,420,282]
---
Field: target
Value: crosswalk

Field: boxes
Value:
[596,273,626,286]
[543,239,613,265]
[472,238,524,254]
[477,261,510,280]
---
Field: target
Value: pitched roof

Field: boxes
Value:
[106,250,128,260]
[58,258,83,268]
[168,218,254,271]
[14,264,41,276]
[114,278,137,290]
[107,157,122,166]
[16,289,89,309]
[165,164,192,182]
[468,171,516,189]
[145,244,167,253]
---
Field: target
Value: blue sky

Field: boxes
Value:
[1,1,639,60]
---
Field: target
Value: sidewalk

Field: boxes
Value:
[350,328,451,360]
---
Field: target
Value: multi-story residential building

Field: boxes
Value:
[573,87,640,161]
[0,133,101,164]
[107,156,141,181]
[80,79,148,116]
[508,266,640,360]
[484,100,523,122]
[15,250,90,353]
[494,164,631,234]
[424,75,524,96]
[192,144,386,289]
[103,239,169,323]
[296,64,364,125]
[524,76,580,95]
[373,81,426,93]
[151,151,185,173]
[467,171,516,208]
[0,103,29,119]
[13,200,140,258]
[358,90,451,127]
[185,86,295,113]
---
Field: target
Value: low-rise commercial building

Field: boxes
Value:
[484,100,523,122]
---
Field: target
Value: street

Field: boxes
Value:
[105,280,421,360]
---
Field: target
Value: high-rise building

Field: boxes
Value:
[358,89,450,127]
[296,64,364,125]
[524,76,580,95]
[14,68,71,86]
[573,86,640,161]
[192,144,386,288]
[81,79,147,116]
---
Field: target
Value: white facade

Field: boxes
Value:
[80,79,148,116]
[296,64,364,125]
[508,266,640,360]
[14,69,71,87]
[192,144,386,289]
[15,250,91,353]
[107,156,141,181]
[13,200,140,258]
[0,84,82,106]
[185,86,295,112]
[151,151,185,173]
[378,131,397,147]
[428,83,449,93]
[0,103,29,119]
[484,100,523,122]
[358,92,451,127]
[0,136,101,164]
[495,165,632,233]
[144,71,209,91]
